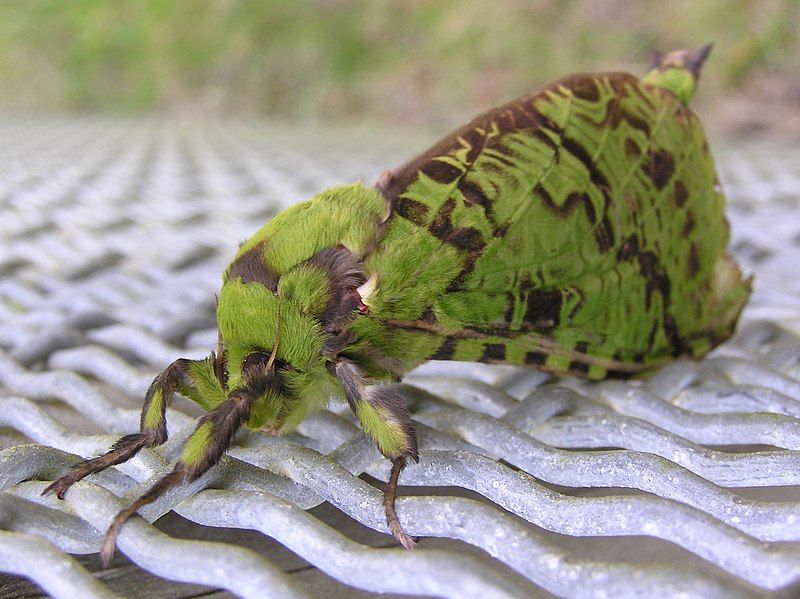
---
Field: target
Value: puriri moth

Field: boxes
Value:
[44,44,751,557]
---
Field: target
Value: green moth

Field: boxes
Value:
[44,45,750,558]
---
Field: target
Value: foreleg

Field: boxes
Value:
[100,358,276,564]
[335,360,418,548]
[43,356,226,499]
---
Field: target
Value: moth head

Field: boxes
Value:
[643,43,712,105]
[219,242,378,402]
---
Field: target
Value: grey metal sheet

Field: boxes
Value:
[1,118,799,597]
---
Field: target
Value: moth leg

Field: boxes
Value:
[335,360,419,549]
[43,356,227,499]
[100,362,272,565]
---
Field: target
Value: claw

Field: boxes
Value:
[42,476,75,500]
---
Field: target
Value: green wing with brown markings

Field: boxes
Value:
[373,60,750,379]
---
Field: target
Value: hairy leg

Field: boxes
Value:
[43,356,227,499]
[335,360,419,549]
[100,358,278,565]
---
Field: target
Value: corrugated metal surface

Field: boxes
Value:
[1,118,799,598]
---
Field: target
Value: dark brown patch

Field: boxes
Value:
[532,128,558,151]
[682,212,695,236]
[523,289,563,333]
[421,159,463,184]
[419,306,437,324]
[664,314,683,355]
[431,337,457,360]
[568,361,591,376]
[570,77,601,102]
[485,149,519,170]
[537,186,593,219]
[600,96,621,128]
[429,197,456,240]
[619,109,651,136]
[688,243,700,278]
[604,369,636,380]
[594,214,615,253]
[574,341,589,354]
[480,343,506,362]
[447,227,486,252]
[494,110,517,135]
[531,109,563,136]
[625,138,641,159]
[674,181,688,207]
[461,128,486,164]
[644,149,675,190]
[616,235,640,261]
[227,245,279,290]
[638,251,671,311]
[503,292,516,323]
[582,195,597,223]
[459,180,492,219]
[394,197,429,226]
[445,239,486,289]
[509,103,539,129]
[492,110,511,134]
[561,137,609,189]
[524,351,548,366]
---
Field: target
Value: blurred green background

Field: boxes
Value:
[0,0,797,138]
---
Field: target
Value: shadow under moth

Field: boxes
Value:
[45,45,751,559]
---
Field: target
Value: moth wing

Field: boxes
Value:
[381,73,749,377]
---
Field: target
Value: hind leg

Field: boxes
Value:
[43,356,227,499]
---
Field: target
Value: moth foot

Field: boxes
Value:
[41,476,76,500]
[383,455,418,549]
[386,509,418,549]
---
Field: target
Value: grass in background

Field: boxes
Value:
[0,0,797,137]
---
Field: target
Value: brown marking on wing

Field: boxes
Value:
[382,72,643,206]
[644,148,675,190]
[480,343,507,362]
[674,181,688,207]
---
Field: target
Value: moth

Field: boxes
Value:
[45,45,750,560]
